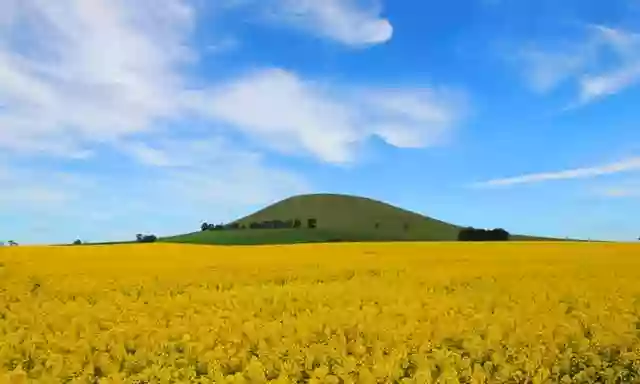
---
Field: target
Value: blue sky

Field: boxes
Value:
[1,0,639,244]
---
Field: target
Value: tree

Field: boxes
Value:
[73,239,83,245]
[293,219,302,229]
[458,227,510,242]
[8,240,18,247]
[136,234,157,243]
[307,218,317,229]
[201,222,210,232]
[491,228,510,241]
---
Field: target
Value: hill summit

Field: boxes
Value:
[163,193,464,245]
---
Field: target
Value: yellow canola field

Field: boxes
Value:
[1,242,640,383]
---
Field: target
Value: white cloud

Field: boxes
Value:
[220,0,393,46]
[211,0,393,46]
[0,0,461,165]
[0,0,194,154]
[191,69,360,163]
[518,25,640,104]
[473,157,640,187]
[519,50,590,93]
[579,64,640,103]
[362,89,463,148]
[189,69,464,163]
[576,26,640,103]
[273,0,393,45]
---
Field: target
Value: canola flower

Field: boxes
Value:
[1,242,640,383]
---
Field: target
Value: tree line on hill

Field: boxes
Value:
[67,220,322,246]
[66,223,512,245]
[201,218,318,232]
[457,227,510,241]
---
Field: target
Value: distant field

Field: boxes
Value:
[2,242,637,382]
[162,230,571,246]
[161,228,457,245]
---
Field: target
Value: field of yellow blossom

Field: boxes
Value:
[1,242,640,383]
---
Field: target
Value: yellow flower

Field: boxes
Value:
[2,242,640,382]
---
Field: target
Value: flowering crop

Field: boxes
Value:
[1,242,640,383]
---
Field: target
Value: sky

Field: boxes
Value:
[0,0,639,244]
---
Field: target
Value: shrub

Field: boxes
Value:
[136,234,158,243]
[458,227,510,242]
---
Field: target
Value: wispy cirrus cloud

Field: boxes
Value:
[517,24,640,105]
[188,69,465,163]
[577,26,640,104]
[0,0,461,165]
[519,48,591,93]
[243,0,393,46]
[0,0,194,155]
[212,0,393,46]
[473,156,640,188]
[276,0,393,45]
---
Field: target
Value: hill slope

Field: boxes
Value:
[162,193,569,245]
[163,194,466,245]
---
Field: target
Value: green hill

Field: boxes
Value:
[162,193,556,245]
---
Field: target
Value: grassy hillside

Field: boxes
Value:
[162,193,571,245]
[163,194,464,245]
[241,194,462,239]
